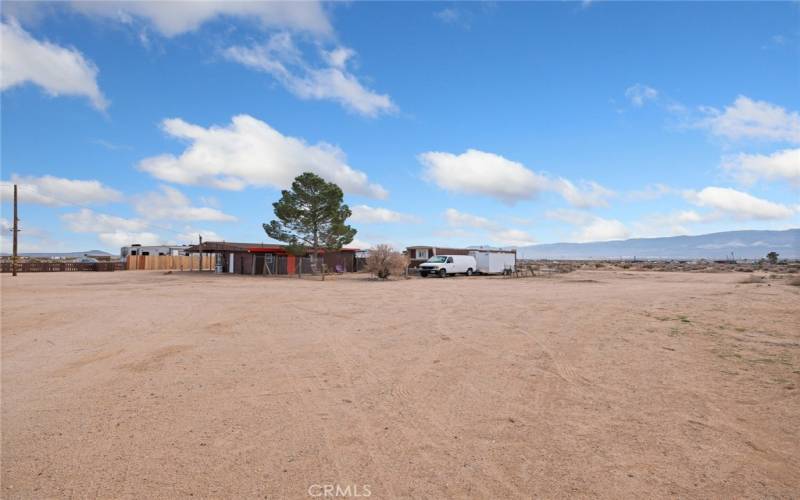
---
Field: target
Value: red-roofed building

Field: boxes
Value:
[185,241,360,275]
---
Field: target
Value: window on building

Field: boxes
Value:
[417,248,429,260]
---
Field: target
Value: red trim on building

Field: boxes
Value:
[247,247,358,254]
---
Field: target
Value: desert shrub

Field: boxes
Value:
[788,277,800,287]
[365,244,409,279]
[740,274,764,284]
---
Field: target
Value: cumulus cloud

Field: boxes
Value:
[546,209,629,242]
[173,228,223,244]
[62,208,148,233]
[419,148,612,207]
[419,149,550,203]
[60,208,161,248]
[490,229,536,247]
[350,205,418,224]
[224,33,396,117]
[631,210,714,238]
[98,230,162,248]
[59,209,229,249]
[444,208,498,230]
[69,1,332,37]
[443,208,535,247]
[1,174,122,206]
[625,84,658,107]
[625,183,674,201]
[551,178,614,208]
[696,96,800,143]
[722,148,800,186]
[134,185,237,221]
[138,114,387,198]
[1,19,108,110]
[684,186,795,220]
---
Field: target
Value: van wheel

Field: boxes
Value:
[420,271,428,277]
[438,269,447,278]
[466,268,473,276]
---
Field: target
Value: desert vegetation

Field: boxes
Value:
[365,244,408,279]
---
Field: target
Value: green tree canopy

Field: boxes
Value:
[766,251,779,264]
[263,172,356,277]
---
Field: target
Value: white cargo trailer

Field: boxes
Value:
[469,250,516,274]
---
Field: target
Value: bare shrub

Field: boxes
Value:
[740,274,765,284]
[365,244,409,279]
[788,277,800,287]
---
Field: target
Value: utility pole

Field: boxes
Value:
[12,184,19,277]
[198,234,203,272]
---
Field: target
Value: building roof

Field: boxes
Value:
[186,241,359,253]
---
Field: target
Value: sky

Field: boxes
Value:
[1,1,799,254]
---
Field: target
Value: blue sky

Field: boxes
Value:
[1,1,798,253]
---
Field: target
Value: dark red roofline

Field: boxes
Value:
[247,247,358,254]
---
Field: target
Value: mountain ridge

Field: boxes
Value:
[517,229,799,260]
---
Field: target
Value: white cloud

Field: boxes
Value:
[490,229,536,247]
[626,183,674,201]
[551,178,614,208]
[419,148,612,207]
[1,174,122,206]
[444,208,498,230]
[60,208,160,248]
[350,205,418,224]
[631,210,714,238]
[138,114,387,198]
[70,1,332,37]
[443,208,535,247]
[546,209,629,242]
[134,185,236,221]
[576,218,629,242]
[435,8,461,24]
[224,33,396,117]
[348,238,373,250]
[696,96,800,143]
[61,208,149,233]
[685,186,795,220]
[98,230,162,248]
[173,228,223,245]
[419,149,550,203]
[722,148,800,186]
[625,84,658,107]
[1,19,107,110]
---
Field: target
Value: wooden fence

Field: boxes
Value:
[1,261,122,273]
[125,254,217,271]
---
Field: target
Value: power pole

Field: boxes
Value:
[198,234,203,272]
[12,184,19,277]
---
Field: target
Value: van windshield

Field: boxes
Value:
[426,256,447,263]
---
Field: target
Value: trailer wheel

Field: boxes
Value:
[438,268,447,278]
[420,271,428,277]
[466,268,473,276]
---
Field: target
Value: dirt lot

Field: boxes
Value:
[2,270,798,498]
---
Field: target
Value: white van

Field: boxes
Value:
[419,255,477,277]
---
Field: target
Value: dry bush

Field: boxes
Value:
[788,277,800,287]
[365,244,409,279]
[740,274,765,284]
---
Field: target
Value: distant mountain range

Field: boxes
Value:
[517,229,799,260]
[0,250,115,259]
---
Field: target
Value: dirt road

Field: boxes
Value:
[2,270,798,498]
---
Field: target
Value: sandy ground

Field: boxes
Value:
[1,270,798,498]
